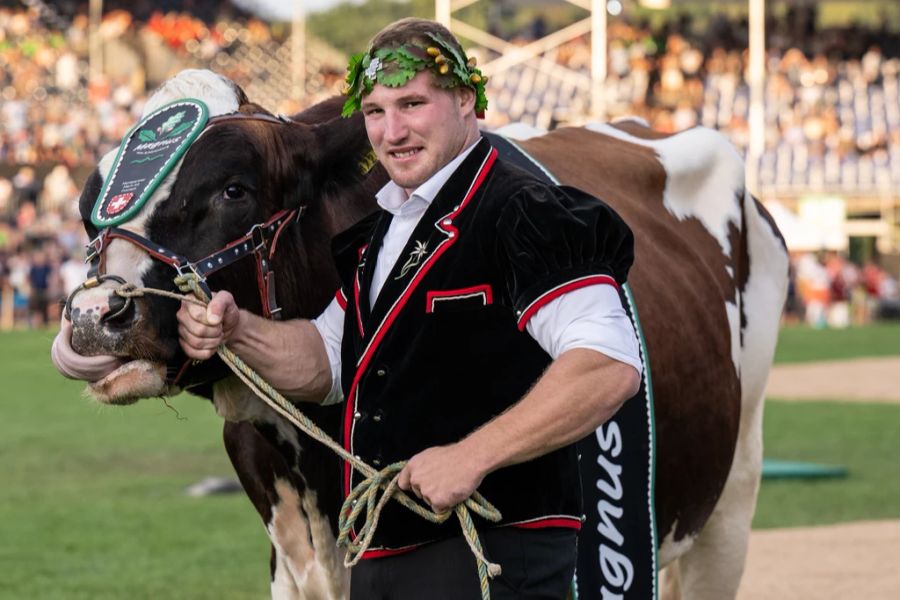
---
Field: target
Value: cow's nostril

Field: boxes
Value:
[101,294,135,326]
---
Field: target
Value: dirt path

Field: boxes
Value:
[738,520,900,599]
[766,356,900,403]
[738,357,900,598]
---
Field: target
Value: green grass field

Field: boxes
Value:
[0,330,269,599]
[774,322,900,363]
[753,400,900,529]
[1,323,898,597]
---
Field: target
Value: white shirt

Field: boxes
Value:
[313,140,642,405]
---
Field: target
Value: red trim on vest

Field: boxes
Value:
[516,275,619,332]
[358,517,581,560]
[342,149,499,497]
[360,544,421,560]
[425,284,493,313]
[511,516,582,530]
[353,244,367,339]
[335,289,347,311]
[353,271,364,338]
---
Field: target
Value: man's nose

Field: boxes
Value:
[383,110,408,143]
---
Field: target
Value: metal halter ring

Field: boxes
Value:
[64,273,130,322]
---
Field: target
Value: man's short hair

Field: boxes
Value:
[340,17,487,117]
[369,18,465,58]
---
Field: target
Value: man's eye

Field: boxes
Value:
[223,184,245,200]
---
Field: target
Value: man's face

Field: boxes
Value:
[362,70,477,196]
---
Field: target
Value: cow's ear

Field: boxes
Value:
[309,111,374,190]
[78,169,104,236]
[281,108,374,211]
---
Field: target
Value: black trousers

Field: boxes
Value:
[350,528,577,600]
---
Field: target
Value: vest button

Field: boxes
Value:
[373,458,382,467]
[376,367,387,377]
[373,410,384,423]
[354,411,362,420]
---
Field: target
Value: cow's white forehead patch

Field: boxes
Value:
[142,69,240,119]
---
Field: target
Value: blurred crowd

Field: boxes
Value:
[486,6,900,192]
[1,3,899,329]
[0,3,347,330]
[786,251,900,328]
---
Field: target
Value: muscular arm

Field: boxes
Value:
[399,348,640,512]
[466,348,639,469]
[177,291,332,403]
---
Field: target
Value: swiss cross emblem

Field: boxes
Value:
[107,193,134,215]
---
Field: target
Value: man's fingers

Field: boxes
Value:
[177,316,221,343]
[397,466,411,491]
[177,323,220,360]
[206,291,236,326]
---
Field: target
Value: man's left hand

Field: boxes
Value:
[397,443,487,514]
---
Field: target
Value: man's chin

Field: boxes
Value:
[383,163,430,193]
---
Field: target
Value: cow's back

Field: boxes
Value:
[516,123,782,550]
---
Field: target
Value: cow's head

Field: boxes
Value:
[68,69,378,404]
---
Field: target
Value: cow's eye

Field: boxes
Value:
[223,184,246,200]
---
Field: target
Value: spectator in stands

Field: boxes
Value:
[27,246,52,328]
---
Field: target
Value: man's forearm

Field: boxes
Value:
[227,310,333,403]
[462,348,641,475]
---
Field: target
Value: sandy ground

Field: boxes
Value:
[735,357,900,599]
[738,520,900,599]
[765,356,900,403]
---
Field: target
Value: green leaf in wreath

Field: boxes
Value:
[138,129,156,142]
[380,69,415,88]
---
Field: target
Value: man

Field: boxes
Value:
[180,18,642,598]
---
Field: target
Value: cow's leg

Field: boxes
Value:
[659,562,682,600]
[677,196,787,599]
[674,389,763,599]
[267,478,349,599]
[271,544,302,599]
[223,420,349,600]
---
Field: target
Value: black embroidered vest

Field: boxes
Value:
[332,138,634,552]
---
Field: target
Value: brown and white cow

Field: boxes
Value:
[63,69,788,599]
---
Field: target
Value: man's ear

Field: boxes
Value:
[456,86,477,116]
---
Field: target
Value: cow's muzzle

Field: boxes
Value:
[65,274,134,325]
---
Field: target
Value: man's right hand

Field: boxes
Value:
[176,290,242,360]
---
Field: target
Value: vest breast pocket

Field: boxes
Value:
[425,284,494,314]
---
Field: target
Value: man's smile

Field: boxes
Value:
[389,147,423,160]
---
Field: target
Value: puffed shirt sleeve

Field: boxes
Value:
[496,183,634,327]
[497,183,642,377]
[310,294,345,406]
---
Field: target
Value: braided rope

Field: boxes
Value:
[117,278,502,598]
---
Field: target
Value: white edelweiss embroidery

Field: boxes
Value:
[395,240,429,280]
[365,57,382,81]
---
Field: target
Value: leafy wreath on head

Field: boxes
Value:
[341,32,488,118]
